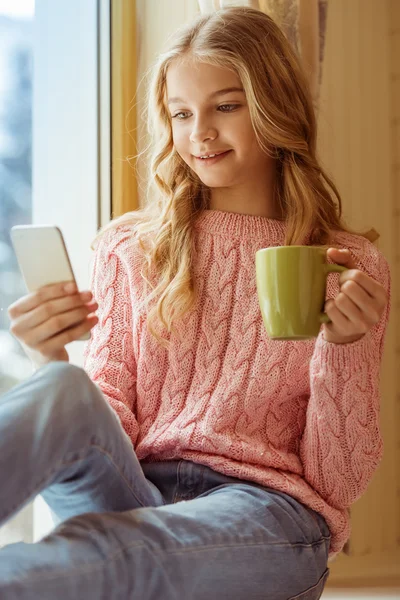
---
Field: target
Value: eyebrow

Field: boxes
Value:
[167,87,245,105]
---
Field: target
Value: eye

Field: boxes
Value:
[171,111,190,120]
[171,104,240,120]
[218,104,239,112]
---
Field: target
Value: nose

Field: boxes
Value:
[189,116,217,145]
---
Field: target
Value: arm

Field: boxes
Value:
[83,228,140,447]
[299,244,391,510]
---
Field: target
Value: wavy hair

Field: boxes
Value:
[91,6,378,347]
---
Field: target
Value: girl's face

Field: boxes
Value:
[166,59,275,190]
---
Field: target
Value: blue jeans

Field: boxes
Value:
[0,362,331,599]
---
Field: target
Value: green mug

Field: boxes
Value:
[255,245,348,340]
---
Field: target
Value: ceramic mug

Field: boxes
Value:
[255,245,348,340]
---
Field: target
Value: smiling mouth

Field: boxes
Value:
[194,150,233,163]
[195,150,230,159]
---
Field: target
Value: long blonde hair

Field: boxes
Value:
[92,6,378,346]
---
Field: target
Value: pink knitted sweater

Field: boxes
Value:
[83,210,391,561]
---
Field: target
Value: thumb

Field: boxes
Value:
[326,247,357,268]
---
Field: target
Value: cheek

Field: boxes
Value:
[172,126,188,153]
[173,132,194,169]
[239,127,259,153]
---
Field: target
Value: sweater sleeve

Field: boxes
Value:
[82,228,140,447]
[299,238,391,510]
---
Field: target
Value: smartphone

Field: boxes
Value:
[10,224,90,341]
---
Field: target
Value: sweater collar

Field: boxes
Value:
[193,209,287,243]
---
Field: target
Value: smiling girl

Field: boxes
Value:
[1,6,390,600]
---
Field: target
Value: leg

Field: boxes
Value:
[0,362,163,526]
[0,464,331,600]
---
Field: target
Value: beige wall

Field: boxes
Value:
[388,0,400,549]
[389,0,400,420]
[315,0,400,585]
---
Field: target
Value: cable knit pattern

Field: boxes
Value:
[83,210,391,561]
[83,229,140,444]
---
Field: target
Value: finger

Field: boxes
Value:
[326,248,358,269]
[14,301,96,348]
[29,298,97,333]
[340,280,381,324]
[334,292,370,332]
[8,281,77,318]
[11,291,90,334]
[338,269,383,300]
[38,314,98,354]
[324,299,351,334]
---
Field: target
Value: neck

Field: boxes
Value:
[207,163,284,220]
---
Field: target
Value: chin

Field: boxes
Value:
[196,174,236,188]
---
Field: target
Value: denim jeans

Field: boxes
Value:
[0,362,331,599]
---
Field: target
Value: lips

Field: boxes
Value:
[193,150,233,166]
[195,150,231,159]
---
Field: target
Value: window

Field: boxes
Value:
[0,1,35,388]
[0,0,35,547]
[0,0,104,546]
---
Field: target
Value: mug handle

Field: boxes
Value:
[319,264,349,324]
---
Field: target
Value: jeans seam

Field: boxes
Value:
[172,460,183,503]
[197,463,207,496]
[3,536,329,586]
[287,567,330,600]
[0,443,147,524]
[3,539,147,584]
[163,536,331,555]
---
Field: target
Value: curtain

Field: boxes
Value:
[197,0,329,111]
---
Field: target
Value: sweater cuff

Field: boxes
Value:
[312,329,378,372]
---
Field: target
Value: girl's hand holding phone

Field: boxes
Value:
[7,280,98,371]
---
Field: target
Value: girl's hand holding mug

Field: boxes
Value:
[7,281,99,370]
[323,248,388,345]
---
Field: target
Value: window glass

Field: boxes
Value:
[0,0,35,547]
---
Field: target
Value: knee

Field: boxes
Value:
[39,360,83,379]
[38,361,90,396]
[34,362,106,422]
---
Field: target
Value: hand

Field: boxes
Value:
[322,248,388,344]
[8,281,98,370]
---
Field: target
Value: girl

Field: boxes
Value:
[3,6,390,600]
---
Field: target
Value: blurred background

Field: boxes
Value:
[0,0,34,394]
[0,0,34,549]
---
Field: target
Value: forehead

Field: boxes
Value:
[166,59,242,101]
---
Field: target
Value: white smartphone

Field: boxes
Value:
[10,224,90,341]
